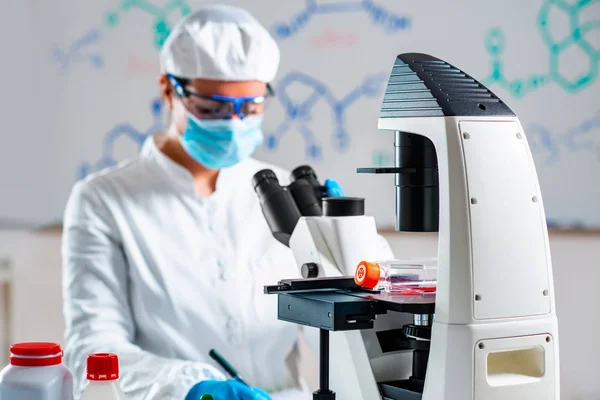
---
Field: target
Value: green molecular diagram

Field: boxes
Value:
[483,0,600,97]
[105,0,191,49]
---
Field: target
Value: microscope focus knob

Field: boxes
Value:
[301,263,319,278]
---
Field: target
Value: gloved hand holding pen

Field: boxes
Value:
[187,350,272,400]
[186,380,271,400]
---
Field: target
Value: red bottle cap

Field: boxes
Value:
[9,342,63,367]
[87,353,119,381]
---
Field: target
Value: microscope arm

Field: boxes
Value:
[289,217,395,278]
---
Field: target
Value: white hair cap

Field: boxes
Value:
[159,5,280,82]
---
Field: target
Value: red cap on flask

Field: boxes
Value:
[86,353,119,381]
[354,261,381,289]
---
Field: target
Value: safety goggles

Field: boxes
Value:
[168,74,274,120]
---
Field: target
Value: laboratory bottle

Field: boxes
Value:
[0,342,74,400]
[354,258,437,294]
[80,353,126,400]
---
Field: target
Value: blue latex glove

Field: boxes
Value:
[185,380,271,400]
[324,178,345,197]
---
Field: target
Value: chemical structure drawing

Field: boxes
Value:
[527,109,600,165]
[78,98,164,179]
[50,30,103,73]
[560,109,600,164]
[483,0,600,97]
[265,71,388,160]
[527,123,562,165]
[105,0,191,49]
[272,0,411,39]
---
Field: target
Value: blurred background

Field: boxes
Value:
[0,0,599,398]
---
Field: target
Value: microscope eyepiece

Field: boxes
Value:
[290,165,318,182]
[289,165,325,216]
[252,169,302,247]
[288,179,323,217]
[252,169,278,189]
[290,165,326,202]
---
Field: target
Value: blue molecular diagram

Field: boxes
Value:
[105,0,191,49]
[51,29,103,73]
[78,98,164,179]
[272,0,411,39]
[527,110,600,165]
[527,123,562,165]
[265,71,388,159]
[483,0,600,97]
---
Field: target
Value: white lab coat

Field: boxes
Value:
[62,136,303,399]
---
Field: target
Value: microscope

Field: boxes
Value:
[253,53,559,400]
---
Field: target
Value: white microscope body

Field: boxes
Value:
[289,216,387,278]
[376,53,559,400]
[257,53,559,400]
[378,115,560,400]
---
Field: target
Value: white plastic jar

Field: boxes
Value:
[0,342,73,400]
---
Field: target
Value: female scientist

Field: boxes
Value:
[62,5,329,400]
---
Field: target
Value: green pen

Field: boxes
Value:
[209,349,249,387]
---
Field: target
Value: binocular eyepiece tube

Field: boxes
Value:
[252,165,325,247]
[252,170,302,247]
[253,165,366,247]
[289,165,324,217]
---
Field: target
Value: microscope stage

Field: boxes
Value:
[276,290,435,331]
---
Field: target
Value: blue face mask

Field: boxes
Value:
[179,113,264,169]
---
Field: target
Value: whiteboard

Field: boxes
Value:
[2,0,599,229]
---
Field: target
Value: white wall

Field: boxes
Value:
[5,0,600,229]
[0,230,598,399]
[0,231,65,347]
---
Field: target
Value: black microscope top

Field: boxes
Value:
[380,53,515,118]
